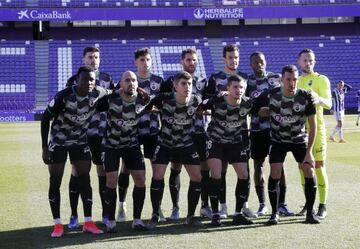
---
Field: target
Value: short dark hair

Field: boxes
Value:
[298,48,314,58]
[181,48,197,60]
[77,65,95,77]
[281,64,298,76]
[173,71,192,84]
[83,47,100,57]
[250,51,265,62]
[134,47,152,60]
[223,44,239,58]
[227,75,246,86]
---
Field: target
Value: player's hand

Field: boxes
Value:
[302,152,315,169]
[137,87,150,102]
[42,147,53,165]
[309,90,320,104]
[217,91,228,97]
[258,107,270,117]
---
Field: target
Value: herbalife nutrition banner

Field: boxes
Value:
[0,5,359,21]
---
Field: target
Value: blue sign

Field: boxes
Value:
[0,112,34,122]
[0,5,359,21]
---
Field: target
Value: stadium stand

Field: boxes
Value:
[0,40,36,112]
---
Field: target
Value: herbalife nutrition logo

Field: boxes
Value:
[18,9,71,20]
[193,7,244,20]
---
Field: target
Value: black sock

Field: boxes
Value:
[209,178,221,213]
[279,184,286,205]
[201,170,210,207]
[255,185,265,204]
[78,174,93,218]
[118,172,129,203]
[187,181,201,217]
[169,169,181,209]
[219,172,227,204]
[49,176,62,219]
[268,177,280,215]
[235,179,249,213]
[133,186,146,219]
[105,186,117,221]
[69,175,79,217]
[305,177,317,214]
[98,176,107,217]
[150,178,164,216]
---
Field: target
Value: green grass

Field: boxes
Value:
[0,115,359,249]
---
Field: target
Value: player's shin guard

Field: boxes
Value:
[304,177,317,214]
[315,167,328,204]
[169,169,181,209]
[187,181,201,217]
[105,187,117,220]
[118,172,129,202]
[98,176,107,217]
[49,176,62,219]
[255,185,265,204]
[133,186,145,219]
[268,177,280,214]
[150,178,164,216]
[219,172,227,204]
[78,174,93,217]
[235,179,249,213]
[209,178,221,213]
[201,170,210,207]
[69,175,79,217]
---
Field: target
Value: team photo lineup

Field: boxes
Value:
[40,44,335,237]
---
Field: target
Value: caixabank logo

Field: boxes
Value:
[193,7,244,20]
[18,9,72,20]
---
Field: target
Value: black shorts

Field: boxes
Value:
[250,130,271,160]
[138,135,158,159]
[49,144,91,164]
[152,144,200,165]
[206,140,248,163]
[269,142,307,164]
[88,135,103,165]
[192,133,207,162]
[104,146,145,172]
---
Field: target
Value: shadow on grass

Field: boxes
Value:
[0,216,311,249]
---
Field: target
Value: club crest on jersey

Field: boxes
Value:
[308,80,313,87]
[196,80,205,91]
[293,103,302,112]
[187,106,197,116]
[150,81,160,91]
[99,80,109,88]
[268,77,279,86]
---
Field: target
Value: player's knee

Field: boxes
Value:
[106,173,118,188]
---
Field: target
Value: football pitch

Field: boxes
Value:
[0,115,359,249]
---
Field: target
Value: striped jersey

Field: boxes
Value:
[332,88,346,112]
[151,92,202,148]
[162,74,208,134]
[47,86,110,147]
[202,95,252,145]
[357,90,360,111]
[66,71,114,137]
[137,73,164,137]
[246,72,281,132]
[252,87,316,144]
[101,90,151,149]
